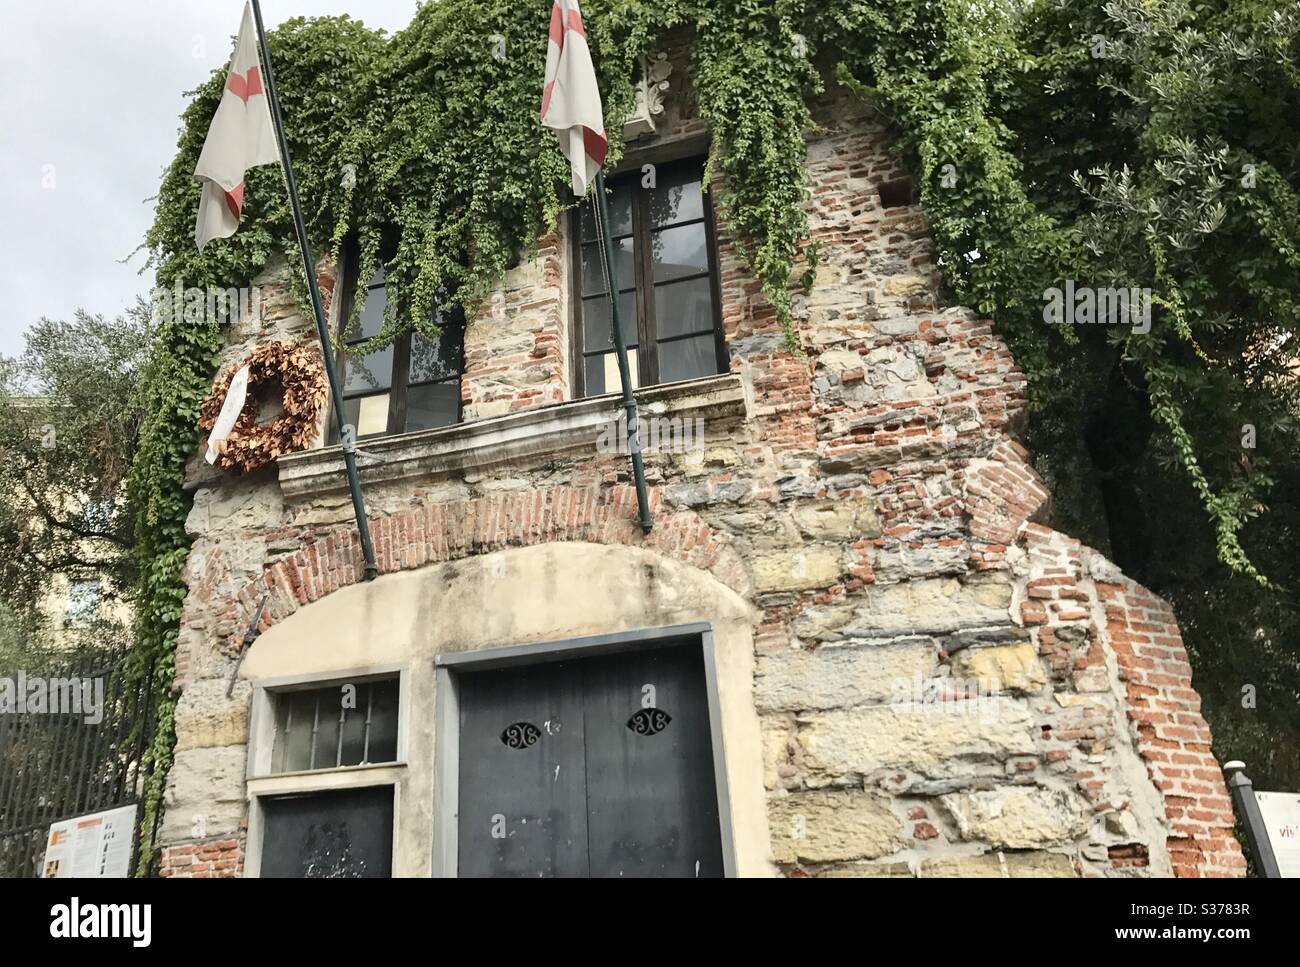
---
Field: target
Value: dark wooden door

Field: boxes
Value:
[457,660,589,876]
[582,646,724,877]
[454,640,724,878]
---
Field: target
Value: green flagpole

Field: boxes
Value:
[593,171,653,534]
[250,0,378,580]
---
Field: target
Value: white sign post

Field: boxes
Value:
[1255,791,1300,878]
[40,803,138,878]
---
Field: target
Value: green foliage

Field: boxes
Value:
[692,1,821,337]
[132,16,391,872]
[0,307,149,618]
[829,0,1075,385]
[346,2,571,350]
[1051,0,1300,582]
[997,0,1300,794]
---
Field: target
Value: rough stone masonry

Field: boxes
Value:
[160,43,1244,878]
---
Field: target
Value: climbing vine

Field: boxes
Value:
[130,0,1299,869]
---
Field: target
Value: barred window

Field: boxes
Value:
[270,677,399,773]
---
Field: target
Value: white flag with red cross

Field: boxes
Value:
[540,0,608,198]
[193,1,280,250]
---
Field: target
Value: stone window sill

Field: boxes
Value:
[275,372,748,499]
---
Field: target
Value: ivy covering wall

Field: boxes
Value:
[132,0,1300,870]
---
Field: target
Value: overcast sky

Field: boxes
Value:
[0,0,421,360]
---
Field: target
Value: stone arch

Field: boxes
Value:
[238,540,773,876]
[225,484,751,645]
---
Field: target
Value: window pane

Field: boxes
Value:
[583,354,606,397]
[259,786,393,878]
[651,223,709,283]
[607,348,639,392]
[366,679,400,764]
[654,277,717,339]
[649,167,705,227]
[340,692,368,766]
[314,693,344,770]
[65,580,101,621]
[353,282,387,342]
[409,327,463,384]
[351,393,390,437]
[274,690,318,773]
[344,345,393,393]
[270,680,401,774]
[405,381,460,432]
[584,348,639,396]
[582,239,636,296]
[658,334,719,384]
[580,183,633,240]
[582,291,638,354]
[272,694,291,772]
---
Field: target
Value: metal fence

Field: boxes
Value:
[0,647,156,878]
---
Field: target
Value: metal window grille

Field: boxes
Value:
[272,678,398,773]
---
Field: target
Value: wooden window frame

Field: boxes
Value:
[331,241,465,442]
[569,157,729,398]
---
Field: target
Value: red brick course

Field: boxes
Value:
[229,485,747,647]
[160,837,245,879]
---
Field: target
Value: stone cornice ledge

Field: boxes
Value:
[277,372,749,500]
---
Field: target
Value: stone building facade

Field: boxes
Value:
[160,46,1245,878]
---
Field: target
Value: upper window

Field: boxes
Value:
[334,254,465,441]
[572,158,727,397]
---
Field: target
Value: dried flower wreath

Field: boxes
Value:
[198,340,328,473]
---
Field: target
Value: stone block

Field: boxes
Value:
[174,678,251,752]
[769,790,904,864]
[756,639,937,711]
[839,577,1013,637]
[162,745,248,841]
[940,787,1090,848]
[761,716,795,790]
[872,542,969,581]
[918,850,1076,878]
[817,349,863,373]
[950,643,1047,694]
[797,699,1035,778]
[751,548,843,593]
[814,861,914,878]
[791,499,881,540]
[882,276,930,297]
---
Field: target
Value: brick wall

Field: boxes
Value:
[461,230,570,420]
[159,836,245,879]
[1098,580,1244,877]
